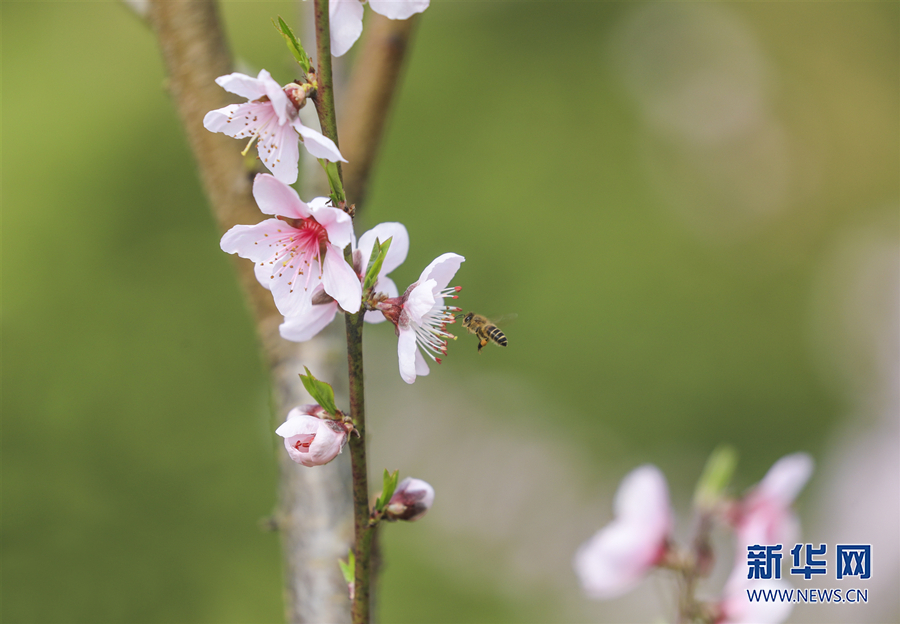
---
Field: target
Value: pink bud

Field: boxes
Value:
[385,477,434,521]
[275,405,351,467]
[573,465,673,599]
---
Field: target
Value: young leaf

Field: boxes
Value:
[363,237,393,293]
[299,367,338,416]
[274,16,312,74]
[320,159,346,204]
[375,468,400,512]
[694,445,738,510]
[338,549,355,585]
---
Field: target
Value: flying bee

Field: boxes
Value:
[460,312,509,353]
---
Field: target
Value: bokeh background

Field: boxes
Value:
[3,1,898,622]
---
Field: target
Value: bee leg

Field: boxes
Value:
[478,338,488,353]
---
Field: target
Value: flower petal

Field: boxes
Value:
[215,72,266,100]
[397,327,419,384]
[368,0,429,20]
[220,219,286,263]
[414,347,430,376]
[280,296,339,342]
[294,121,347,163]
[329,0,364,57]
[257,69,293,126]
[257,124,301,184]
[322,243,362,313]
[275,411,320,437]
[203,101,276,139]
[357,222,409,277]
[614,465,671,528]
[252,174,309,219]
[419,252,465,292]
[756,453,814,508]
[307,199,354,248]
[404,279,437,324]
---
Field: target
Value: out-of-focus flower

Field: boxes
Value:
[717,575,794,624]
[203,70,345,184]
[220,174,361,316]
[275,405,353,467]
[375,253,464,384]
[385,477,434,521]
[730,453,814,547]
[573,465,673,599]
[329,0,429,57]
[279,222,409,342]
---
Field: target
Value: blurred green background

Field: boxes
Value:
[3,1,898,623]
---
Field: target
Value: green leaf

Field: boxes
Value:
[274,16,312,74]
[694,445,738,510]
[320,160,345,204]
[375,469,400,512]
[299,367,338,416]
[363,237,393,294]
[338,549,355,585]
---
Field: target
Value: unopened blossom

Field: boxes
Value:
[330,0,429,57]
[203,70,345,184]
[730,453,814,547]
[385,477,434,521]
[279,222,409,342]
[376,252,464,384]
[275,405,353,467]
[220,174,361,316]
[573,465,673,599]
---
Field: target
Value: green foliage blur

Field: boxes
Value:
[3,2,897,623]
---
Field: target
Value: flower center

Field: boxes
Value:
[269,217,330,294]
[293,433,316,453]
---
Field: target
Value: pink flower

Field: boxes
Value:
[385,477,435,521]
[220,174,361,316]
[731,453,813,547]
[275,405,353,467]
[573,465,673,599]
[278,222,409,342]
[376,253,464,384]
[717,576,794,624]
[330,0,429,57]
[203,70,345,184]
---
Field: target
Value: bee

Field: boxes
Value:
[460,312,508,353]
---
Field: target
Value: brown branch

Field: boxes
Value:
[339,14,420,209]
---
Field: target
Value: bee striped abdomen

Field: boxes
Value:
[487,325,507,346]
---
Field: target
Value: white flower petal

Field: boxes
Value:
[414,347,430,376]
[322,243,362,313]
[280,297,339,342]
[419,252,464,292]
[275,411,320,437]
[357,222,409,276]
[251,174,308,219]
[215,72,266,100]
[329,0,365,57]
[295,122,347,163]
[307,202,354,249]
[203,102,276,139]
[368,0,429,20]
[757,453,814,507]
[404,279,437,324]
[397,327,419,384]
[257,69,292,126]
[220,219,286,263]
[258,124,301,185]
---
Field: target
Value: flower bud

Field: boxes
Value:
[275,405,352,467]
[384,477,434,521]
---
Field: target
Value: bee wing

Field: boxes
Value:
[491,313,518,328]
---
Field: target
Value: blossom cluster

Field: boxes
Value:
[573,453,814,624]
[206,2,452,498]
